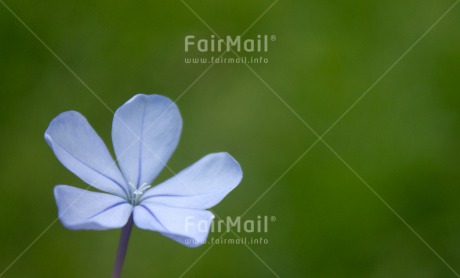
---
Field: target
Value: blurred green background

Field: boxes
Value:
[1,0,460,277]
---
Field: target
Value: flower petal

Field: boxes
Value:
[133,204,214,247]
[141,152,242,209]
[112,94,182,188]
[54,185,132,230]
[45,111,128,197]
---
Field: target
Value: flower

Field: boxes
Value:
[45,94,242,247]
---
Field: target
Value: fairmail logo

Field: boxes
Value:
[185,215,276,233]
[185,34,276,53]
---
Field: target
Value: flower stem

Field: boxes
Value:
[112,214,134,278]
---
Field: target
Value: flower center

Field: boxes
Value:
[128,182,151,205]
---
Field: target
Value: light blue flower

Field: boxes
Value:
[45,94,242,247]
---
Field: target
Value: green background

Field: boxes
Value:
[1,0,460,277]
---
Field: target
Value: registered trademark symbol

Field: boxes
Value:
[270,216,276,222]
[270,35,276,41]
